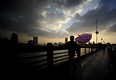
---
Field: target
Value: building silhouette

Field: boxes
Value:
[33,36,38,45]
[28,36,38,46]
[10,33,18,44]
[65,38,68,44]
[28,40,34,45]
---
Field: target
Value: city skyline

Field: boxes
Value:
[0,32,108,45]
[0,0,116,44]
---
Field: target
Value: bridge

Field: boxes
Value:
[2,44,116,80]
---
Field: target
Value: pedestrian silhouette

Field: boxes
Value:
[76,44,81,58]
[66,35,77,65]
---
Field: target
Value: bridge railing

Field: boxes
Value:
[16,43,101,72]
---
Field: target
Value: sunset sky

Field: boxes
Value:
[0,0,116,44]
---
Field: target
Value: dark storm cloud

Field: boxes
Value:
[67,22,96,33]
[0,0,86,37]
[67,0,116,33]
[0,0,47,12]
[50,0,85,8]
[64,0,86,8]
[0,0,49,36]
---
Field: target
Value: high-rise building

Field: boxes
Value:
[33,36,38,45]
[65,38,68,44]
[10,33,18,43]
[28,40,34,45]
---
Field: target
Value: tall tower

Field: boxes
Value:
[33,36,38,45]
[65,38,68,44]
[95,20,99,44]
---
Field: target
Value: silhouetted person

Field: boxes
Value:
[66,35,77,65]
[76,44,81,58]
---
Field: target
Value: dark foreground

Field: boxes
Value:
[2,48,116,80]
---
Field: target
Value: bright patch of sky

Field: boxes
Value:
[106,22,115,28]
[75,0,99,16]
[61,0,100,30]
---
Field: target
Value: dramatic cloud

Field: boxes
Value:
[0,0,46,36]
[67,0,116,34]
[0,0,93,37]
[0,0,116,43]
[65,0,86,8]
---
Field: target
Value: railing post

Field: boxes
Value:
[47,43,53,68]
[85,48,86,55]
[89,47,90,53]
[91,47,93,52]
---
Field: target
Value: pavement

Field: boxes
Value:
[43,49,116,80]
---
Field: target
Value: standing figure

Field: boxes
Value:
[66,35,77,64]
